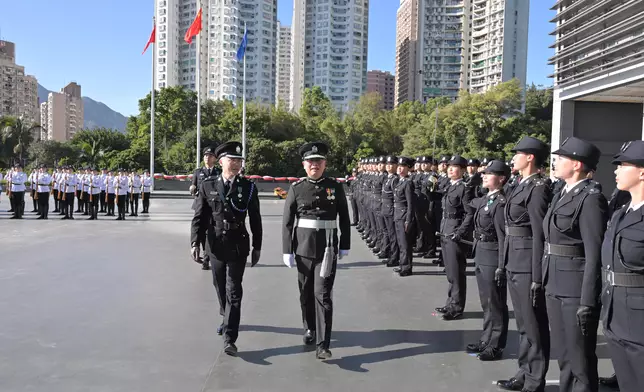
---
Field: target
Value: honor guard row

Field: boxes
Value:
[350,135,643,392]
[2,164,153,220]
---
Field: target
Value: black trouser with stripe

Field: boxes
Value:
[11,191,25,217]
[107,193,115,215]
[142,192,150,212]
[129,192,139,215]
[99,190,106,212]
[116,194,126,218]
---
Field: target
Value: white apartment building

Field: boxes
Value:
[413,0,529,103]
[290,0,370,113]
[41,82,84,142]
[154,0,277,105]
[0,40,39,126]
[275,21,292,108]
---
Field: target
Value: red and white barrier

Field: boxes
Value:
[152,173,355,182]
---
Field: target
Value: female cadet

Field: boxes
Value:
[601,140,644,392]
[464,160,510,362]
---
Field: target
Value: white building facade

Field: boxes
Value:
[290,0,370,113]
[275,21,292,108]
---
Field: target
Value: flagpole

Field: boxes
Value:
[242,22,247,164]
[150,16,156,191]
[196,19,202,169]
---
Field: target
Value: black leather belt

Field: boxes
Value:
[475,232,497,242]
[394,203,408,207]
[545,243,584,257]
[442,212,463,219]
[603,269,644,287]
[505,226,532,237]
[214,220,242,230]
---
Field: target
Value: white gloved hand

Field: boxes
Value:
[189,184,196,194]
[339,249,349,260]
[283,254,295,268]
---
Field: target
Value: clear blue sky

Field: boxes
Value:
[0,0,555,117]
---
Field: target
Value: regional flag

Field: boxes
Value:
[184,8,203,44]
[236,25,248,62]
[142,24,156,55]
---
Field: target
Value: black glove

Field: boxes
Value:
[494,268,506,288]
[530,282,542,307]
[251,249,261,267]
[576,305,598,336]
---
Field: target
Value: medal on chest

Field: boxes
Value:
[326,188,335,200]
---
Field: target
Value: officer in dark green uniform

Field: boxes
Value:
[190,141,262,357]
[282,141,351,360]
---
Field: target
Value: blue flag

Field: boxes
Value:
[236,26,248,62]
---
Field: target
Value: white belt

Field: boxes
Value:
[296,218,337,230]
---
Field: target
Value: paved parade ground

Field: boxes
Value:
[0,198,616,392]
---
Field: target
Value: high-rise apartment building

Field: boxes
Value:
[290,0,370,113]
[275,21,292,108]
[398,0,529,104]
[154,0,277,105]
[41,82,84,142]
[367,70,395,110]
[0,40,39,126]
[395,0,419,106]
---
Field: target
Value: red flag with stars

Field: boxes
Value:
[142,24,156,55]
[184,8,203,44]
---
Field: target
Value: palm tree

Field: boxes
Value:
[1,116,39,164]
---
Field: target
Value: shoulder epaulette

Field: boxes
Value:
[497,194,506,203]
[293,179,305,186]
[326,177,338,183]
[533,178,546,187]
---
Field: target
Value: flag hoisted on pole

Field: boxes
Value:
[236,23,248,163]
[143,18,156,190]
[185,7,203,168]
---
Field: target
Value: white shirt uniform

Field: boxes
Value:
[90,175,102,195]
[28,171,38,191]
[114,176,128,195]
[130,175,142,192]
[142,176,152,192]
[100,173,107,192]
[105,175,115,194]
[36,173,52,193]
[9,172,27,192]
[61,174,78,193]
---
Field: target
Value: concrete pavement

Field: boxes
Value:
[0,198,615,392]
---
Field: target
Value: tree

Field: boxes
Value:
[1,116,39,164]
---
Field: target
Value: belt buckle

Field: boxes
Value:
[605,270,614,286]
[545,243,551,254]
[223,221,231,230]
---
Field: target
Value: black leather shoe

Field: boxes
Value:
[466,341,487,353]
[202,261,211,270]
[217,323,224,335]
[496,377,524,391]
[315,347,332,360]
[442,311,463,321]
[350,223,357,226]
[435,306,449,314]
[478,347,503,361]
[398,270,412,277]
[599,374,619,389]
[376,253,388,259]
[223,342,238,356]
[423,251,437,259]
[371,247,381,254]
[303,329,316,345]
[393,267,402,273]
[386,261,399,267]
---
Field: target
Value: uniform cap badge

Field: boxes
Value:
[236,146,241,153]
[312,145,318,152]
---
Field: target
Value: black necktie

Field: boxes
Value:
[224,180,230,194]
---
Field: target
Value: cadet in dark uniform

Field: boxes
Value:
[392,157,416,276]
[435,155,474,320]
[545,137,608,392]
[497,137,551,392]
[466,158,484,198]
[282,141,351,360]
[599,140,644,392]
[464,160,510,361]
[190,146,220,271]
[349,168,359,226]
[372,156,388,256]
[190,141,262,356]
[382,156,400,267]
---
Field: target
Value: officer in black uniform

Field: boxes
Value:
[190,141,262,356]
[466,158,484,198]
[464,160,510,362]
[435,155,474,320]
[599,140,644,392]
[503,159,521,195]
[392,156,416,276]
[382,156,400,267]
[497,136,551,392]
[372,156,388,256]
[349,167,359,226]
[414,157,432,256]
[423,157,440,259]
[190,146,221,271]
[282,141,351,360]
[544,137,608,392]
